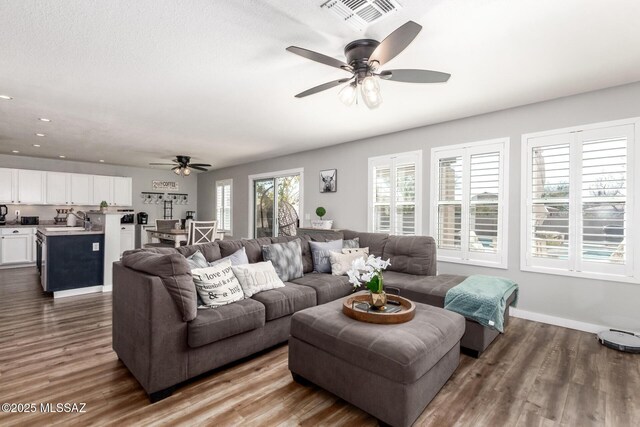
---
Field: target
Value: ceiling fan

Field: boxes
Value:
[149,155,211,176]
[286,21,450,109]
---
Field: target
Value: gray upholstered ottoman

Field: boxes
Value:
[288,298,465,427]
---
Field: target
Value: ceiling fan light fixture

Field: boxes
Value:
[183,167,191,176]
[338,82,357,106]
[174,167,181,175]
[360,76,383,109]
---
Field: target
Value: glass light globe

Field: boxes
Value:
[361,75,380,94]
[183,167,191,176]
[338,82,357,106]
[174,167,181,175]
[361,85,382,109]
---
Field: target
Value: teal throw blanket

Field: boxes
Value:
[444,275,518,333]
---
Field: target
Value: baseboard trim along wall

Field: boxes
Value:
[509,307,611,334]
[53,286,104,299]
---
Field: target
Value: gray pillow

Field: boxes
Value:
[343,237,360,249]
[262,239,304,282]
[309,239,343,273]
[186,250,209,269]
[209,247,249,267]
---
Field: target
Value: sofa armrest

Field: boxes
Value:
[112,262,190,395]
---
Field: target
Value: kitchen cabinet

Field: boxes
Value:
[17,170,46,204]
[70,174,92,205]
[45,172,70,205]
[1,228,34,264]
[113,177,132,206]
[120,224,135,255]
[0,169,16,203]
[92,175,113,206]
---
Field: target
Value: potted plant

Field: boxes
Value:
[311,206,333,229]
[347,255,392,309]
[100,200,109,212]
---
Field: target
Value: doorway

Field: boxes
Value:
[249,169,303,238]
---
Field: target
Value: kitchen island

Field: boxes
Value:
[36,226,105,298]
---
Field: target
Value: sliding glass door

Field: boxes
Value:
[253,172,301,238]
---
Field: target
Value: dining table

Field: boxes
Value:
[146,228,188,248]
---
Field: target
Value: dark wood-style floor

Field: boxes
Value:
[0,267,638,426]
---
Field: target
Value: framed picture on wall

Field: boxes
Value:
[320,169,337,193]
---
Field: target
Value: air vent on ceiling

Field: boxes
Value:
[321,0,403,31]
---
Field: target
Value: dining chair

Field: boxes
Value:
[187,220,218,245]
[144,219,179,248]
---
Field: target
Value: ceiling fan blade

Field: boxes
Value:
[286,46,352,72]
[379,69,451,83]
[369,21,422,67]
[149,163,178,165]
[189,163,212,167]
[294,78,353,98]
[190,166,208,172]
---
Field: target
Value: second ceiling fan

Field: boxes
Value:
[286,21,450,109]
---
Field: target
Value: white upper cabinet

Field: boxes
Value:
[17,170,45,204]
[92,175,113,205]
[0,169,16,203]
[113,177,132,206]
[45,172,69,205]
[70,174,92,205]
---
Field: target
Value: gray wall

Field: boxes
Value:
[198,81,640,331]
[0,155,198,223]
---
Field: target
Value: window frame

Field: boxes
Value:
[215,178,233,234]
[430,138,510,269]
[367,150,422,236]
[520,117,640,284]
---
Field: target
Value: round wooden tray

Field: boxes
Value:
[342,293,416,324]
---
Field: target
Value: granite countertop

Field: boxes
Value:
[0,223,44,228]
[37,225,105,237]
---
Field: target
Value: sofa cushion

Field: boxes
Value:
[290,296,465,383]
[382,235,437,276]
[309,240,343,273]
[382,271,466,307]
[175,242,222,263]
[188,298,265,348]
[231,261,285,298]
[291,273,353,304]
[343,230,389,257]
[192,260,245,308]
[262,239,304,282]
[272,235,313,274]
[250,282,317,321]
[121,251,198,322]
[210,247,249,266]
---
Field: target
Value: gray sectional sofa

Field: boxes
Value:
[112,230,511,401]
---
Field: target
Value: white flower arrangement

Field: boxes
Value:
[347,255,391,293]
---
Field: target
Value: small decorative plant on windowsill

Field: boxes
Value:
[347,255,391,309]
[311,206,333,229]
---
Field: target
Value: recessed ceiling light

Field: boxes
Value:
[99,159,105,163]
[12,150,19,153]
[38,118,51,122]
[59,155,66,158]
[33,144,41,147]
[0,95,12,100]
[35,133,46,137]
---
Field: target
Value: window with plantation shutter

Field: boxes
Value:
[215,179,232,233]
[368,151,422,235]
[522,119,639,283]
[431,138,509,268]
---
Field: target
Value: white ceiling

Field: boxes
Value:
[1,0,640,170]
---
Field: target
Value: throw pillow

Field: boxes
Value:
[209,247,249,267]
[329,250,368,276]
[231,261,285,297]
[342,247,369,255]
[261,239,303,282]
[342,237,360,249]
[191,260,245,308]
[186,250,209,269]
[309,239,343,273]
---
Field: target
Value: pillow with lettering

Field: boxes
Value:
[309,239,343,273]
[191,260,245,308]
[231,261,285,297]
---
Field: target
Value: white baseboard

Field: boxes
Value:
[509,307,609,334]
[102,285,112,293]
[54,286,104,299]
